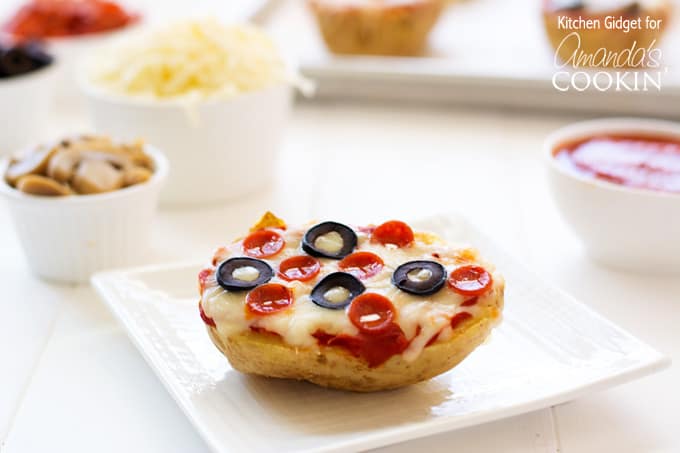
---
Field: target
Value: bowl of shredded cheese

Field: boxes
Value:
[79,19,295,205]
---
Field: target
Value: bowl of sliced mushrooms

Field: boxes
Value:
[0,134,168,283]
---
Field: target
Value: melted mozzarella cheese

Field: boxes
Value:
[324,286,350,304]
[314,231,344,254]
[232,266,259,282]
[407,268,432,282]
[202,224,501,362]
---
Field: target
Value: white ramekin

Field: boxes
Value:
[545,118,680,274]
[0,145,168,283]
[79,80,292,206]
[47,25,139,111]
[0,65,57,155]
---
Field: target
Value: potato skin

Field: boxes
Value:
[206,285,503,392]
[308,0,444,56]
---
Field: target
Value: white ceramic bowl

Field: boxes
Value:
[545,118,680,274]
[48,26,138,111]
[0,145,168,283]
[80,82,292,206]
[0,65,56,155]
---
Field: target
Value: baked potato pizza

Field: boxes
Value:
[308,0,444,56]
[198,213,504,392]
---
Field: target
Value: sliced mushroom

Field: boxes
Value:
[4,135,154,197]
[69,135,113,152]
[71,160,124,194]
[5,145,57,186]
[123,142,153,169]
[47,149,82,183]
[87,139,151,169]
[122,166,152,186]
[80,150,134,171]
[15,174,72,196]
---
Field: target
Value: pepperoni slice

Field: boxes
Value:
[450,312,472,329]
[338,251,384,280]
[348,293,396,334]
[278,255,321,282]
[448,265,493,296]
[242,230,285,258]
[246,283,293,316]
[198,301,216,327]
[371,220,414,247]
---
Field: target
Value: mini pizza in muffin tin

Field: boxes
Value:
[198,213,504,392]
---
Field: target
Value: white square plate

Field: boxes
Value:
[92,214,669,453]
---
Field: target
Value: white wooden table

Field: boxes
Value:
[1,100,678,453]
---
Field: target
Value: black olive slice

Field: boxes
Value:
[0,48,34,75]
[216,257,274,291]
[22,42,53,67]
[392,260,446,296]
[0,42,52,78]
[311,272,365,309]
[302,221,357,259]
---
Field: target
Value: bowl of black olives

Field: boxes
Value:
[0,40,55,154]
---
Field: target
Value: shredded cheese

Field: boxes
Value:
[87,19,287,101]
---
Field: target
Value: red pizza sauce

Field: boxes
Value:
[4,0,139,39]
[197,268,214,294]
[553,133,680,194]
[198,301,216,327]
[313,324,409,368]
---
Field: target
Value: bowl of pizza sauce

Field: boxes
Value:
[546,118,680,273]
